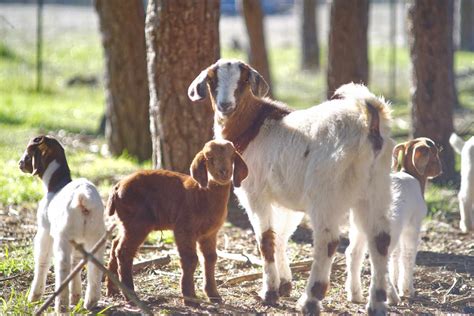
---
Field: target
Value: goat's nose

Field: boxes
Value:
[18,160,24,170]
[217,102,233,112]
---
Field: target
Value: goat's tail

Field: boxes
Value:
[334,83,391,153]
[449,133,465,155]
[106,184,119,216]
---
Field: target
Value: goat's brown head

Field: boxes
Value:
[19,135,68,178]
[392,137,443,179]
[190,140,248,188]
[188,59,269,117]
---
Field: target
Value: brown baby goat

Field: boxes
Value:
[106,140,248,305]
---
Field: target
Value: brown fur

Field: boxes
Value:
[374,231,391,257]
[18,135,72,193]
[106,140,248,305]
[310,281,329,300]
[260,229,276,263]
[327,239,339,257]
[366,101,383,153]
[392,137,443,193]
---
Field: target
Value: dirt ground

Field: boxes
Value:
[1,196,473,315]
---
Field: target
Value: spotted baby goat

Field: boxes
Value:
[346,137,442,304]
[188,59,394,314]
[450,133,474,232]
[19,136,105,312]
[106,140,248,305]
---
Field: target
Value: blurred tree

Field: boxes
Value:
[460,0,474,51]
[241,0,273,97]
[145,0,218,173]
[300,0,319,71]
[326,0,369,98]
[94,0,151,162]
[408,0,456,182]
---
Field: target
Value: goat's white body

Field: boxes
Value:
[346,172,426,303]
[217,88,394,313]
[29,164,105,312]
[450,134,474,232]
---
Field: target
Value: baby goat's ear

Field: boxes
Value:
[233,152,248,187]
[190,151,208,188]
[31,148,43,176]
[392,143,406,172]
[249,66,269,98]
[188,69,209,102]
[412,144,430,176]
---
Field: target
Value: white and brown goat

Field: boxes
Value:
[19,135,105,312]
[188,59,395,314]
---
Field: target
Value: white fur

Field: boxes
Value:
[216,60,241,115]
[28,161,105,312]
[215,82,394,314]
[41,160,59,192]
[450,133,474,232]
[346,172,427,305]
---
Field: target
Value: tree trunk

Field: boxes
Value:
[145,0,219,173]
[326,0,369,99]
[300,0,319,71]
[94,0,151,162]
[460,0,474,51]
[241,0,273,97]
[408,0,456,183]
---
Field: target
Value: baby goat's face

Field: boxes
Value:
[19,135,65,177]
[188,59,269,117]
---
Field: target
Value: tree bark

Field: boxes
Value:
[94,0,151,162]
[145,0,219,173]
[408,0,456,182]
[300,0,319,71]
[326,0,369,99]
[460,0,474,51]
[241,0,273,97]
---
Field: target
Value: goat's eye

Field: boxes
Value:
[24,155,31,162]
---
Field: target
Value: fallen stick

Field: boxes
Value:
[451,296,474,305]
[0,271,28,283]
[217,250,262,266]
[443,277,460,303]
[133,255,171,273]
[71,240,152,315]
[35,226,114,316]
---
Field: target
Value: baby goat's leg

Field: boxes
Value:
[398,227,420,297]
[84,241,105,310]
[106,238,120,296]
[459,190,473,233]
[175,231,199,306]
[28,229,53,302]
[198,233,221,303]
[69,251,83,306]
[53,238,72,312]
[345,212,367,303]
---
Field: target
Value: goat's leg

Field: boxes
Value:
[53,238,72,313]
[106,238,120,296]
[84,240,105,310]
[296,215,341,314]
[397,227,420,297]
[198,233,221,303]
[352,201,392,315]
[459,190,473,233]
[387,246,401,305]
[345,212,367,303]
[69,251,83,306]
[28,229,53,302]
[273,207,304,297]
[175,231,199,306]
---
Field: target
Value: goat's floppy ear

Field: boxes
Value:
[190,151,208,188]
[412,144,430,175]
[249,67,269,98]
[31,149,43,176]
[392,143,406,171]
[232,152,248,187]
[188,69,209,102]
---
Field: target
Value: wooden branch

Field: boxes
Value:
[71,240,152,315]
[217,250,262,266]
[0,271,27,283]
[132,255,171,272]
[35,226,114,316]
[451,296,474,305]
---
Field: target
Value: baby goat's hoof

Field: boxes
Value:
[183,296,200,307]
[260,290,279,306]
[347,290,364,303]
[279,280,292,297]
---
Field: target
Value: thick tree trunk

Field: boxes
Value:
[94,0,151,162]
[408,0,456,182]
[300,0,319,71]
[241,0,273,97]
[460,0,474,51]
[326,0,369,99]
[146,0,219,173]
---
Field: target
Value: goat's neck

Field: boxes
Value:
[401,167,426,195]
[41,159,72,194]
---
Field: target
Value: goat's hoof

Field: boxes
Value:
[296,294,321,315]
[279,280,292,297]
[28,292,41,303]
[347,290,364,303]
[183,297,200,307]
[387,290,400,305]
[70,294,81,306]
[84,296,100,310]
[399,287,415,298]
[460,221,472,233]
[366,301,387,316]
[260,290,279,306]
[208,295,222,304]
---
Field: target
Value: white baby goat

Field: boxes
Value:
[19,136,105,312]
[450,133,474,232]
[346,137,442,303]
